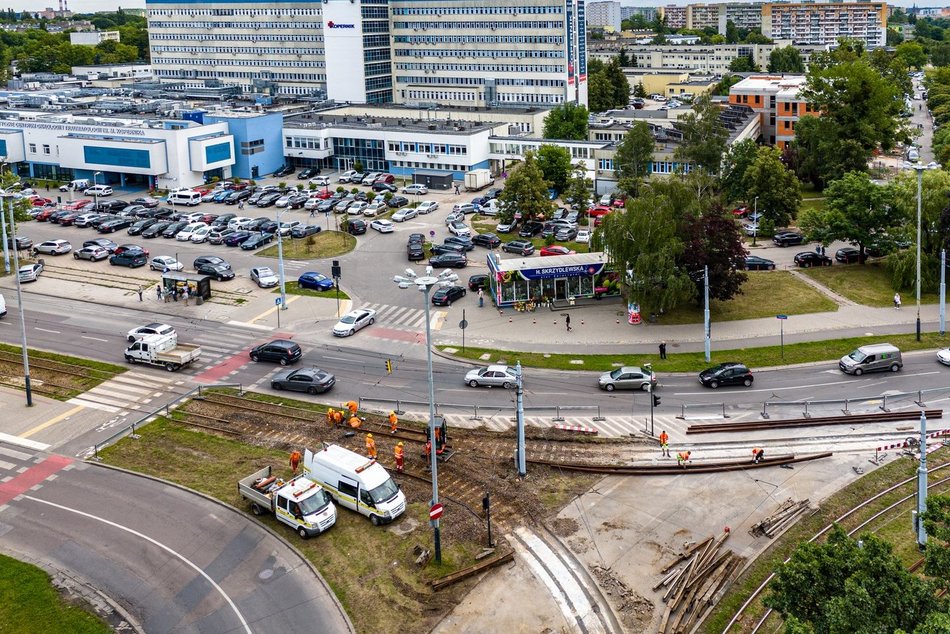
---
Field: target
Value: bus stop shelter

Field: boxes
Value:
[160,272,212,302]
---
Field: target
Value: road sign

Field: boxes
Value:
[459,319,468,329]
[776,314,788,319]
[275,297,282,306]
[429,503,444,520]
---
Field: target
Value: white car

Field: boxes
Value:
[18,263,43,282]
[445,211,464,225]
[332,308,377,337]
[228,216,253,230]
[176,223,207,241]
[178,212,205,223]
[938,348,950,366]
[742,222,759,236]
[416,201,439,214]
[278,220,300,236]
[448,221,471,237]
[370,219,394,233]
[127,323,175,343]
[480,200,501,216]
[392,208,417,222]
[339,170,359,183]
[150,256,184,271]
[250,266,279,288]
[576,229,591,243]
[190,225,212,243]
[310,176,331,187]
[275,194,294,208]
[403,184,428,195]
[348,201,368,216]
[363,201,387,217]
[33,239,72,255]
[84,185,113,197]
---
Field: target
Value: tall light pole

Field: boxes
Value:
[6,196,32,406]
[393,266,458,565]
[92,171,102,209]
[275,207,287,311]
[703,265,711,362]
[907,161,941,342]
[0,156,9,274]
[752,196,758,247]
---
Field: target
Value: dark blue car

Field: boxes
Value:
[298,272,335,291]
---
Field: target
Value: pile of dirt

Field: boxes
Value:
[591,564,655,632]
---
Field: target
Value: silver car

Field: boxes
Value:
[332,308,377,337]
[250,266,279,288]
[598,366,657,392]
[464,365,518,388]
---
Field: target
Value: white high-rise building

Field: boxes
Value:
[587,1,621,30]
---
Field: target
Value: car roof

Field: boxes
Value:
[485,365,511,372]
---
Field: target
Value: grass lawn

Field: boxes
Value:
[279,281,350,301]
[257,231,355,260]
[655,271,838,325]
[802,261,940,307]
[798,197,824,214]
[0,343,126,400]
[0,554,110,633]
[440,330,950,372]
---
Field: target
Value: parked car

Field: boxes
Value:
[109,250,148,268]
[835,247,862,264]
[772,231,805,247]
[33,239,72,256]
[223,231,253,247]
[291,224,321,238]
[98,217,133,233]
[372,182,397,193]
[794,251,832,268]
[298,167,319,180]
[444,235,475,251]
[518,221,543,237]
[429,253,467,269]
[464,365,517,388]
[448,221,471,237]
[472,233,501,249]
[273,164,295,177]
[241,232,275,250]
[370,219,394,233]
[502,240,535,256]
[149,256,184,272]
[298,271,335,291]
[270,367,335,394]
[407,240,426,261]
[452,203,476,215]
[196,263,235,280]
[699,363,754,389]
[540,245,576,257]
[416,201,439,214]
[193,255,230,270]
[142,222,171,239]
[347,219,368,235]
[555,226,578,241]
[496,221,514,234]
[387,195,409,209]
[128,218,158,236]
[249,339,302,366]
[430,242,466,256]
[18,262,43,282]
[403,184,428,195]
[431,285,467,305]
[130,196,160,208]
[208,228,235,245]
[598,366,656,392]
[309,175,330,187]
[161,222,188,239]
[84,185,113,197]
[744,255,776,271]
[249,266,279,288]
[468,274,489,291]
[332,308,377,337]
[392,208,417,222]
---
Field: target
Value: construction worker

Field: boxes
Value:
[333,410,344,426]
[345,400,358,417]
[349,415,362,429]
[677,450,691,468]
[326,408,337,427]
[394,442,405,472]
[366,433,377,459]
[752,448,765,463]
[659,431,670,457]
[289,450,302,475]
[424,440,432,469]
[389,411,398,434]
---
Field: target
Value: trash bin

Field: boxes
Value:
[196,296,204,306]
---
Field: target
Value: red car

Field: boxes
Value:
[313,189,332,200]
[30,196,53,207]
[588,205,612,218]
[611,197,626,208]
[113,244,150,258]
[63,199,92,211]
[540,245,577,257]
[34,208,57,221]
[732,207,748,217]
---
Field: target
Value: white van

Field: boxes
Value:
[0,292,6,318]
[167,190,202,206]
[304,444,407,525]
[59,178,90,192]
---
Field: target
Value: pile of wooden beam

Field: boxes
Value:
[653,532,743,634]
[749,498,811,539]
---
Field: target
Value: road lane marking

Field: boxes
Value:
[20,404,86,439]
[22,495,252,634]
[248,295,300,324]
[0,432,49,451]
[34,328,61,334]
[80,336,109,342]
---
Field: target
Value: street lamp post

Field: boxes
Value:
[275,207,288,311]
[907,161,941,341]
[752,196,758,247]
[92,171,102,209]
[393,266,459,565]
[6,197,32,406]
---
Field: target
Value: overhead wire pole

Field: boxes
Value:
[940,249,946,336]
[0,158,9,274]
[916,164,923,342]
[8,198,32,406]
[703,265,711,362]
[515,361,526,477]
[276,207,287,312]
[916,411,928,548]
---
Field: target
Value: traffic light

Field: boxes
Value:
[653,394,661,408]
[385,359,393,374]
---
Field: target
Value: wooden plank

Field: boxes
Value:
[430,550,514,591]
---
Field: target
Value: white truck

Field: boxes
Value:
[238,466,337,538]
[124,333,201,372]
[464,169,494,192]
[304,444,407,525]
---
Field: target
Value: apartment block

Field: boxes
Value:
[660,5,687,29]
[620,6,657,22]
[587,0,621,30]
[728,74,817,146]
[762,2,887,47]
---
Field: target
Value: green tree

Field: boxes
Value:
[921,494,950,591]
[744,146,801,228]
[605,58,630,108]
[588,73,616,113]
[797,171,901,261]
[896,40,928,69]
[720,138,759,205]
[612,121,654,197]
[765,526,942,634]
[536,144,573,194]
[725,19,739,44]
[542,102,589,140]
[932,42,950,67]
[768,46,805,73]
[886,169,950,292]
[679,203,748,303]
[673,94,728,175]
[633,82,647,98]
[886,27,904,47]
[743,30,772,44]
[728,54,758,73]
[617,47,630,67]
[497,151,554,223]
[713,74,742,96]
[564,165,592,218]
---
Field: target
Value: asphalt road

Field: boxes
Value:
[0,453,351,634]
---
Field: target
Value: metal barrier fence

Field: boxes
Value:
[679,403,728,420]
[91,383,244,461]
[358,397,606,422]
[760,386,948,419]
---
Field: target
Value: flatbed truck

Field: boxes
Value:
[124,333,201,372]
[238,466,337,538]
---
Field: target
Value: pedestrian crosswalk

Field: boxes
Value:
[67,371,186,415]
[359,302,446,331]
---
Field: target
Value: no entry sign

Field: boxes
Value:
[429,503,444,520]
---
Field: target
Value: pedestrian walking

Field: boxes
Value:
[752,448,765,464]
[820,246,826,257]
[677,450,691,468]
[478,288,484,307]
[183,286,190,306]
[238,200,245,210]
[394,442,405,472]
[156,285,162,301]
[565,314,572,332]
[815,244,821,254]
[659,431,670,457]
[454,184,460,195]
[365,433,377,459]
[289,449,302,474]
[137,286,143,302]
[894,292,902,309]
[659,341,667,360]
[389,410,399,434]
[310,208,316,218]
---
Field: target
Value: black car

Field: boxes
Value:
[485,187,502,200]
[744,255,776,271]
[372,181,397,193]
[98,217,133,233]
[142,222,171,239]
[101,199,129,212]
[83,238,118,253]
[387,195,409,208]
[291,224,321,238]
[835,247,861,264]
[502,240,535,256]
[123,205,148,218]
[472,233,501,249]
[468,274,489,291]
[772,231,805,247]
[211,213,237,228]
[249,339,302,365]
[518,221,543,238]
[259,220,280,234]
[197,263,235,280]
[317,200,337,214]
[297,167,319,180]
[241,232,275,250]
[347,219,367,235]
[224,190,252,205]
[286,193,309,209]
[794,251,832,268]
[193,255,230,270]
[109,251,147,267]
[429,253,467,268]
[444,235,475,251]
[257,193,282,207]
[408,241,426,261]
[245,217,271,232]
[273,164,295,177]
[270,367,335,394]
[127,218,158,235]
[152,207,176,220]
[430,242,466,256]
[431,285,467,306]
[162,222,188,239]
[699,363,754,389]
[224,231,253,247]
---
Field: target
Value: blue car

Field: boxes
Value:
[298,272,335,291]
[213,190,232,203]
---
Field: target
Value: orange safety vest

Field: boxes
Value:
[394,446,404,460]
[659,433,669,445]
[366,438,376,454]
[678,452,690,462]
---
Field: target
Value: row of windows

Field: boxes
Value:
[362,7,389,19]
[157,71,326,84]
[397,75,566,87]
[395,62,564,73]
[392,161,470,171]
[387,142,469,155]
[364,34,391,48]
[149,8,322,16]
[285,136,331,150]
[154,58,324,68]
[395,35,564,44]
[492,143,591,159]
[402,89,564,104]
[365,62,392,76]
[365,49,392,62]
[392,6,563,15]
[151,33,323,42]
[364,21,390,33]
[365,76,393,90]
[394,20,565,30]
[149,21,321,29]
[395,49,564,59]
[403,90,477,102]
[154,47,323,55]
